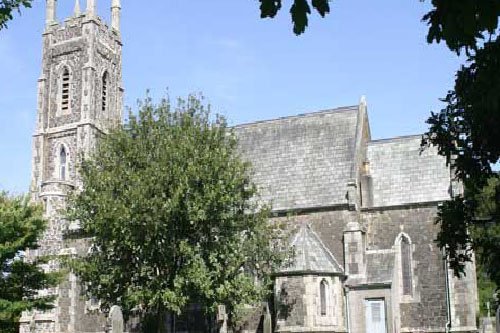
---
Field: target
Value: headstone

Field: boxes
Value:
[482,317,493,333]
[29,313,36,333]
[108,305,124,333]
[496,306,500,333]
[217,305,228,333]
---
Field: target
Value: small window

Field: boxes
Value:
[102,71,108,112]
[60,146,67,180]
[320,279,328,316]
[278,282,288,320]
[61,67,70,112]
[401,235,413,295]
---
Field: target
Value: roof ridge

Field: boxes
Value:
[232,105,359,129]
[369,134,423,144]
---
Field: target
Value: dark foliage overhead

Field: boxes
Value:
[0,0,32,30]
[259,0,330,35]
[422,0,500,293]
[423,0,500,54]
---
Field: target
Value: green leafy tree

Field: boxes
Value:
[0,0,32,29]
[68,95,288,332]
[421,0,500,293]
[473,177,499,315]
[0,192,58,333]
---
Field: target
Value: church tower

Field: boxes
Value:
[21,0,123,332]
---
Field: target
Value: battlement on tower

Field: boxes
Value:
[43,13,121,48]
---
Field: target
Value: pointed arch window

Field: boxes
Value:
[320,279,328,316]
[102,71,108,112]
[61,67,70,112]
[60,146,67,180]
[400,235,413,296]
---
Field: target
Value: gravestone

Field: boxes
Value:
[217,304,228,333]
[482,317,493,333]
[108,305,124,333]
[263,302,272,333]
[496,306,499,333]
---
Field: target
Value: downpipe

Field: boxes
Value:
[344,286,351,333]
[443,248,451,333]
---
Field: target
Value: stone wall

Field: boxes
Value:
[362,205,449,331]
[268,203,478,333]
[22,6,123,333]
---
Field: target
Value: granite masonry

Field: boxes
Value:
[21,1,478,333]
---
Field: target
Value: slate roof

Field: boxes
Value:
[279,224,344,275]
[367,135,451,207]
[234,107,359,212]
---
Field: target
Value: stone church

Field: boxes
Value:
[20,1,478,332]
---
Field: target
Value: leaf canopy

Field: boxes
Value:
[68,95,288,328]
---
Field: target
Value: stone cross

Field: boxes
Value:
[108,305,124,333]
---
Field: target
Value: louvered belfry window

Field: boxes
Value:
[102,71,108,112]
[61,68,70,112]
[401,236,413,295]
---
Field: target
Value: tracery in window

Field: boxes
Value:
[400,235,413,296]
[61,67,70,112]
[320,279,328,316]
[102,71,108,112]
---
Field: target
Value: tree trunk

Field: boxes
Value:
[157,303,166,333]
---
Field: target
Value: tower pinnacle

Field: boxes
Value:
[111,0,121,32]
[45,0,57,26]
[86,0,96,16]
[73,0,81,16]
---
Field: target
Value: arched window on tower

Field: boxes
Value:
[320,279,328,316]
[400,235,413,296]
[60,146,67,180]
[102,71,108,112]
[61,67,70,112]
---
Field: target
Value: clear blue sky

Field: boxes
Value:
[0,0,463,193]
